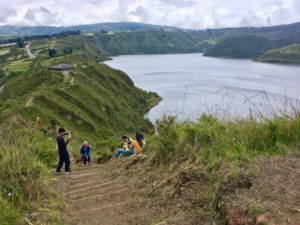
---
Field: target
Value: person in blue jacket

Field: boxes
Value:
[80,141,92,166]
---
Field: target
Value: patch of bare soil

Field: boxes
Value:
[99,156,222,225]
[217,153,300,225]
[59,153,300,225]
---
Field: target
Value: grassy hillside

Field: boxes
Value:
[206,22,300,40]
[137,113,300,224]
[0,30,216,72]
[29,31,212,62]
[0,50,160,223]
[0,63,160,146]
[204,35,275,58]
[89,31,213,55]
[256,44,300,64]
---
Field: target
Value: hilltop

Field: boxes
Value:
[204,35,276,58]
[257,44,300,64]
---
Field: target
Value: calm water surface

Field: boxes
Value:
[105,53,300,122]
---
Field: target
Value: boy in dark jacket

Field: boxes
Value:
[55,128,72,174]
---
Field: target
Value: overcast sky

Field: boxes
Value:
[1,0,300,29]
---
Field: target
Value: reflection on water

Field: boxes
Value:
[105,53,300,122]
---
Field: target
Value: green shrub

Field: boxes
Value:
[148,114,300,165]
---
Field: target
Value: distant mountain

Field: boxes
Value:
[204,35,276,58]
[206,22,300,40]
[1,21,300,39]
[256,44,300,64]
[0,22,185,37]
[1,21,300,63]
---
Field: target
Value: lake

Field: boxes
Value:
[104,53,300,122]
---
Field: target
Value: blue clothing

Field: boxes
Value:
[115,148,133,158]
[80,145,92,156]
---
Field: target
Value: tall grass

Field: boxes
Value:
[146,112,300,165]
[0,122,59,225]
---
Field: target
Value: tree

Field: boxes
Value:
[48,48,57,57]
[0,69,5,79]
[16,38,25,48]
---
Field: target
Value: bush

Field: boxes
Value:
[147,114,300,165]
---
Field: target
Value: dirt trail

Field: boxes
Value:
[25,42,36,59]
[60,163,156,225]
[219,153,300,225]
[59,153,300,225]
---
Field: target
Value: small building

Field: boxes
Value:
[49,64,74,71]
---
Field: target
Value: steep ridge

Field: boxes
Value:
[0,63,160,144]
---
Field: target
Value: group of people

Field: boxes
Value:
[55,127,145,174]
[114,132,144,158]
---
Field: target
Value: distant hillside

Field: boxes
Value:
[206,22,300,40]
[256,44,300,64]
[1,21,300,41]
[25,31,214,65]
[0,22,184,36]
[89,31,213,55]
[204,35,275,58]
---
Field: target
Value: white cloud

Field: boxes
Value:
[0,0,299,28]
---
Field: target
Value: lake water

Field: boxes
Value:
[105,53,300,122]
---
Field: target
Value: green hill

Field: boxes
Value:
[0,30,215,73]
[86,31,213,55]
[0,63,160,145]
[25,31,214,67]
[204,35,275,58]
[256,44,300,64]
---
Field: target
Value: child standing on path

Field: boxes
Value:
[80,141,92,166]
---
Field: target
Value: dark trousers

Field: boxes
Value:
[82,155,91,165]
[56,151,70,172]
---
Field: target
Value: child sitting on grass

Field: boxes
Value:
[114,135,133,158]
